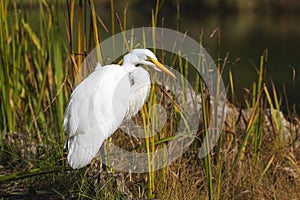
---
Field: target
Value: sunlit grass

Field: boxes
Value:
[0,0,299,199]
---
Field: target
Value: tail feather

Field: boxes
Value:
[66,133,103,169]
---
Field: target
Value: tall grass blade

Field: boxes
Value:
[89,0,102,63]
[232,88,263,169]
[200,80,213,200]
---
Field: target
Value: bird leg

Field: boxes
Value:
[100,143,107,171]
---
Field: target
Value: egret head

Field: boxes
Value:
[123,49,176,78]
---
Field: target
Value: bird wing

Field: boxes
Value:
[64,64,131,169]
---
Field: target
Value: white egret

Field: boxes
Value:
[64,48,175,169]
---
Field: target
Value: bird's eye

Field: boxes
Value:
[146,56,152,62]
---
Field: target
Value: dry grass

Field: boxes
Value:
[0,0,300,199]
[2,118,299,199]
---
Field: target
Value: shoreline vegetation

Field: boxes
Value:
[1,1,299,199]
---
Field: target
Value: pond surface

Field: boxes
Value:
[24,2,300,113]
[114,3,300,113]
[183,12,300,113]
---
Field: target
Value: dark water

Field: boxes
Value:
[182,12,300,113]
[111,4,300,113]
[23,2,300,113]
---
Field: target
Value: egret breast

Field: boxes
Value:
[126,67,151,119]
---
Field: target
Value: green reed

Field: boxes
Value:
[1,1,299,199]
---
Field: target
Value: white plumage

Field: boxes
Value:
[64,49,175,169]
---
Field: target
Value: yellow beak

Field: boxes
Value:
[149,58,176,79]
